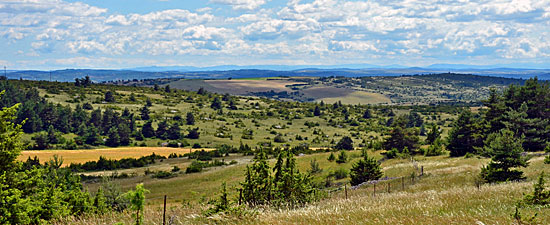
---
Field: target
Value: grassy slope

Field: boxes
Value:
[57,151,550,224]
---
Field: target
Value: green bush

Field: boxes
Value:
[329,168,348,180]
[186,161,206,173]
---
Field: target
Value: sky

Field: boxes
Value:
[1,0,550,70]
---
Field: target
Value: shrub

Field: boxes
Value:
[186,161,206,173]
[171,166,181,172]
[329,168,348,179]
[335,150,348,164]
[523,172,550,205]
[327,152,335,162]
[309,159,322,174]
[152,170,175,179]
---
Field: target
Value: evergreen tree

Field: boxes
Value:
[186,112,195,125]
[314,106,321,116]
[156,120,169,140]
[447,110,484,157]
[47,125,59,144]
[335,136,354,150]
[164,85,171,93]
[106,127,120,147]
[211,97,222,110]
[167,123,182,140]
[140,105,150,121]
[383,126,419,152]
[426,124,441,144]
[117,123,131,146]
[90,108,102,128]
[503,102,548,152]
[523,172,550,205]
[327,152,336,162]
[85,125,103,146]
[363,108,372,119]
[484,89,506,133]
[350,153,383,186]
[480,129,528,183]
[141,121,155,138]
[187,128,200,139]
[104,91,115,103]
[336,150,348,164]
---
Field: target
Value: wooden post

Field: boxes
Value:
[345,184,348,200]
[163,195,167,225]
[136,209,140,225]
[387,182,390,193]
[239,189,242,205]
[373,183,376,197]
[421,166,424,176]
[401,177,405,191]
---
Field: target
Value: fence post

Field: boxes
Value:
[373,183,376,197]
[421,166,424,176]
[239,189,242,205]
[402,177,404,191]
[387,182,390,193]
[163,195,167,225]
[345,184,348,200]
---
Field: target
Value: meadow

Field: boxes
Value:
[55,150,550,224]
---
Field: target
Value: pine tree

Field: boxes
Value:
[167,123,182,140]
[447,110,483,157]
[426,124,440,144]
[104,91,115,103]
[523,172,550,205]
[140,105,150,121]
[186,112,195,125]
[141,120,155,138]
[211,97,222,110]
[106,127,120,147]
[335,136,354,150]
[363,108,372,119]
[480,129,528,183]
[327,152,336,162]
[350,153,383,186]
[314,106,321,116]
[156,120,169,140]
[336,150,348,164]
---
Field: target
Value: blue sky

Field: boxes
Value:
[1,0,550,70]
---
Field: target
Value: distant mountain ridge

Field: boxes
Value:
[4,65,550,82]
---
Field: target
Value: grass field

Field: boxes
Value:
[318,90,392,105]
[18,147,214,166]
[55,151,550,224]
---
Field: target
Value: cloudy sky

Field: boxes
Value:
[1,0,550,70]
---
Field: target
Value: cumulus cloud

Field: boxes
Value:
[210,0,268,11]
[2,0,550,69]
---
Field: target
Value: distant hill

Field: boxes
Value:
[5,67,550,82]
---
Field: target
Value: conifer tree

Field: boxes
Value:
[141,121,155,138]
[447,110,483,157]
[350,153,383,186]
[480,129,528,183]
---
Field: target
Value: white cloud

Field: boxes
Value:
[2,0,550,69]
[210,0,268,10]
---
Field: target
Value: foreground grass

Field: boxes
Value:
[56,152,550,224]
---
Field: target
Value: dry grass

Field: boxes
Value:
[18,147,214,166]
[205,79,305,95]
[318,91,391,105]
[55,153,550,224]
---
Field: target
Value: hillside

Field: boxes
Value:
[148,73,524,105]
[3,76,550,224]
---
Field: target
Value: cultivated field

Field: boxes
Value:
[18,147,214,166]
